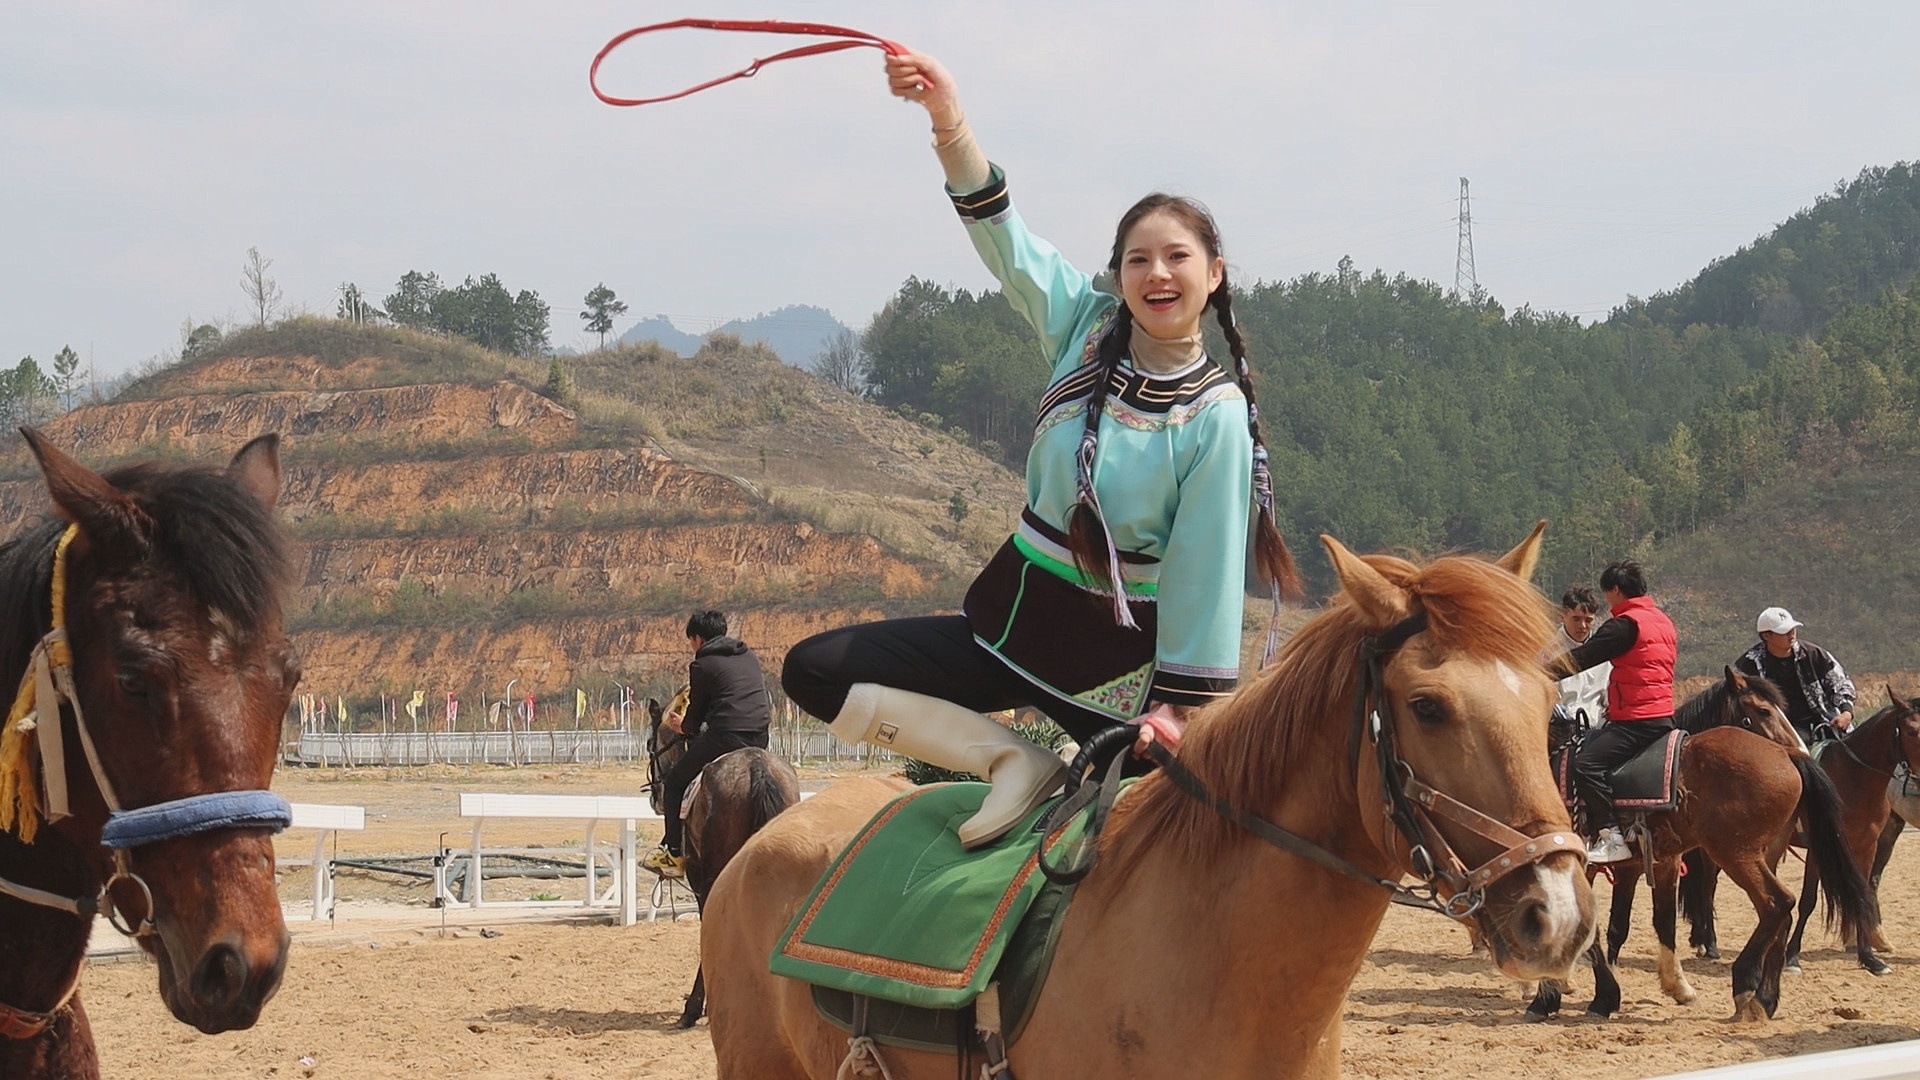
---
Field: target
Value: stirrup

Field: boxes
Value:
[642,847,685,877]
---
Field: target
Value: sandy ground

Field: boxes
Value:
[74,763,1920,1079]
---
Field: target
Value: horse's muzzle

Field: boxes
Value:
[1481,854,1596,981]
[154,929,291,1033]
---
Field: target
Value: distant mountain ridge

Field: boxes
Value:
[620,304,851,367]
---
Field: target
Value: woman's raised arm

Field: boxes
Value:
[886,49,990,193]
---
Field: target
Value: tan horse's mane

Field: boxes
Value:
[1106,550,1555,873]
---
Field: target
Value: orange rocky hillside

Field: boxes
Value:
[0,319,1025,714]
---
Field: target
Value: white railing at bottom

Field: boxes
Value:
[1648,1040,1920,1079]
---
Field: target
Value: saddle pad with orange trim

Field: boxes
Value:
[770,781,1088,1010]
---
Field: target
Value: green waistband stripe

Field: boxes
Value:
[1010,533,1157,596]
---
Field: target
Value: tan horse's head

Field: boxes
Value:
[1323,522,1594,979]
[1108,523,1595,981]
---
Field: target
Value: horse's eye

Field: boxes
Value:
[1409,697,1446,725]
[117,671,149,699]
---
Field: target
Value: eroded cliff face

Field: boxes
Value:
[0,446,756,536]
[37,381,574,459]
[296,521,924,606]
[277,448,755,522]
[5,348,956,702]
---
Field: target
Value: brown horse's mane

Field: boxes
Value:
[1674,675,1789,733]
[0,462,291,695]
[1105,550,1554,873]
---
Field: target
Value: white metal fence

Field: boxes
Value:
[284,726,898,769]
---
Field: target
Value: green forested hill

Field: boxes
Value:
[1654,452,1920,677]
[1642,163,1920,336]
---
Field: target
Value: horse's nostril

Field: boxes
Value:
[1513,898,1550,947]
[190,942,248,1010]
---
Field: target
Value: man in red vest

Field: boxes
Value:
[1560,560,1677,863]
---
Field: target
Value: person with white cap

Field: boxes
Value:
[1733,606,1855,742]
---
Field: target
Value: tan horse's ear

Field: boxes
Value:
[1494,520,1547,581]
[1321,535,1412,628]
[1725,665,1747,693]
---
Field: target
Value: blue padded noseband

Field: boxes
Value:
[100,790,291,850]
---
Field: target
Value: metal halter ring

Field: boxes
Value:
[104,867,156,938]
[1443,888,1486,921]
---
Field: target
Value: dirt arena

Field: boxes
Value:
[80,763,1920,1078]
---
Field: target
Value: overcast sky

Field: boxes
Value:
[5,2,1917,377]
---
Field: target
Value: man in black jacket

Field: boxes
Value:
[1732,606,1855,743]
[643,610,772,876]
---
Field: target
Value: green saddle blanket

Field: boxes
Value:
[770,781,1091,1013]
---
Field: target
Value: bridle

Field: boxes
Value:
[1823,702,1920,780]
[0,525,291,1038]
[1040,610,1582,920]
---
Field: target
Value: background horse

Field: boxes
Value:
[0,431,299,1079]
[675,746,800,1028]
[1527,671,1875,1021]
[702,526,1596,1080]
[1778,688,1920,974]
[1577,671,1803,967]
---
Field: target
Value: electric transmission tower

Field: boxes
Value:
[1455,177,1478,297]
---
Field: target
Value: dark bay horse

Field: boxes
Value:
[1576,671,1804,967]
[1527,669,1875,1022]
[0,431,300,1079]
[704,527,1597,1079]
[1778,689,1920,974]
[676,746,800,1028]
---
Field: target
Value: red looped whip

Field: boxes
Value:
[590,18,906,107]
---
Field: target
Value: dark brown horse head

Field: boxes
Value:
[1715,667,1805,755]
[1888,686,1920,772]
[9,430,298,1033]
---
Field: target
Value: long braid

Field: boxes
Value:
[1063,308,1136,625]
[1212,285,1300,663]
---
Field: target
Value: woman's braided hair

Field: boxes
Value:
[1064,193,1300,604]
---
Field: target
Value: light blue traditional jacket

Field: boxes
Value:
[952,167,1254,713]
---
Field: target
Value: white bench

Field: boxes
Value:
[453,793,664,926]
[288,802,366,921]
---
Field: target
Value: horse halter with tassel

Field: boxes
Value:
[0,525,292,943]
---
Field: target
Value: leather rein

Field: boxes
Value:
[1822,704,1920,780]
[1040,610,1582,920]
[0,525,291,1039]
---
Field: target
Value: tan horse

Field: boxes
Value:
[702,527,1596,1079]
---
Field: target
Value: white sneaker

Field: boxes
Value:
[1586,826,1632,863]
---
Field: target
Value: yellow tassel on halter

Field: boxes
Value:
[0,525,79,844]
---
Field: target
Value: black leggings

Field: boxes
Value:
[781,615,1122,746]
[1572,717,1675,831]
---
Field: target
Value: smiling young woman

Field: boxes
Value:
[780,48,1298,848]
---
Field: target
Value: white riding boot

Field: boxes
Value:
[829,683,1068,848]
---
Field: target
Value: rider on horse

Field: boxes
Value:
[1555,560,1678,864]
[1732,606,1856,744]
[644,610,772,877]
